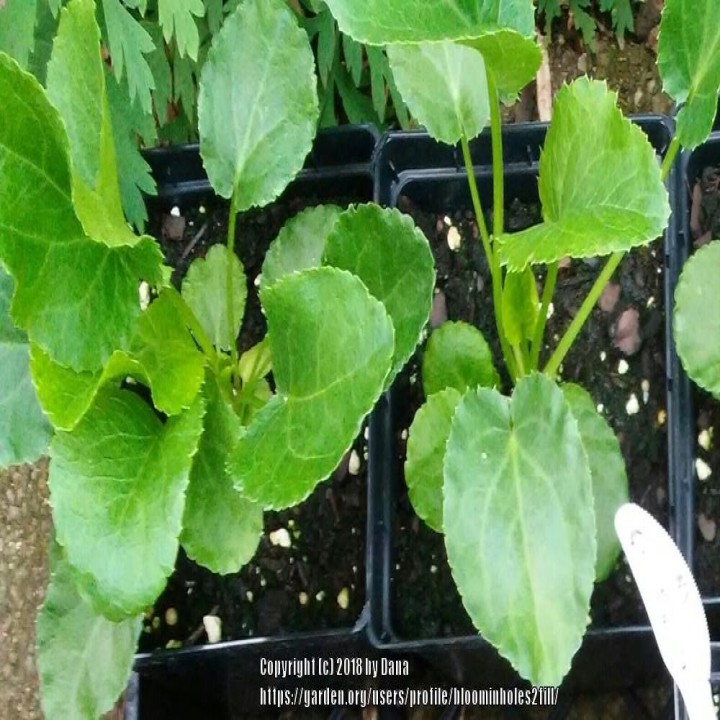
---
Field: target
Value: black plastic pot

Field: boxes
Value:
[131,125,382,719]
[673,132,720,720]
[368,118,682,697]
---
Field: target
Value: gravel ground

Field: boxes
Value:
[0,461,52,720]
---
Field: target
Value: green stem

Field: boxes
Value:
[543,133,680,379]
[530,262,558,371]
[488,71,504,240]
[227,192,240,386]
[512,344,526,378]
[661,136,680,183]
[460,133,517,382]
[544,252,623,378]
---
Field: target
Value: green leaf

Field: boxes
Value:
[198,0,319,207]
[343,32,363,86]
[37,547,142,720]
[28,0,61,84]
[173,49,197,127]
[334,62,377,124]
[30,345,143,431]
[502,268,538,346]
[230,267,394,509]
[500,78,670,271]
[0,53,164,371]
[0,267,51,467]
[101,0,155,112]
[205,0,223,34]
[46,0,103,189]
[405,387,461,533]
[182,245,247,352]
[182,372,262,573]
[47,0,63,17]
[159,0,204,60]
[106,69,157,232]
[657,0,720,149]
[130,289,207,415]
[0,0,39,69]
[562,383,627,582]
[464,30,541,99]
[261,205,342,290]
[388,41,490,145]
[422,321,498,397]
[323,204,435,386]
[323,0,535,45]
[144,22,173,125]
[366,45,388,121]
[316,7,336,87]
[443,374,595,685]
[47,0,142,249]
[31,288,204,429]
[674,241,720,399]
[49,386,206,619]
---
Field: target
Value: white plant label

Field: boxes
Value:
[615,503,716,720]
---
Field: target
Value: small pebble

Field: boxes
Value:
[431,289,448,328]
[246,591,254,602]
[316,590,326,602]
[641,379,650,404]
[656,486,666,506]
[443,215,452,226]
[203,615,222,644]
[699,429,713,451]
[546,302,554,319]
[348,450,361,476]
[199,205,206,215]
[618,359,629,375]
[337,587,350,610]
[597,403,605,413]
[625,394,640,415]
[400,429,408,440]
[614,308,641,356]
[600,351,607,362]
[696,458,713,481]
[599,283,620,313]
[430,564,438,574]
[657,409,666,425]
[254,273,262,288]
[165,607,178,626]
[447,226,461,251]
[299,592,309,606]
[170,206,181,217]
[138,281,150,311]
[269,528,291,547]
[698,513,717,543]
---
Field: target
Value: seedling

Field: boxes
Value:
[323,0,717,687]
[0,0,434,716]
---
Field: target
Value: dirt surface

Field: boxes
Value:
[0,461,52,720]
[391,197,668,638]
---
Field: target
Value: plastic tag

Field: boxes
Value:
[615,503,716,720]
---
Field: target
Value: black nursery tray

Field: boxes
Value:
[131,125,382,719]
[674,131,720,720]
[367,118,684,695]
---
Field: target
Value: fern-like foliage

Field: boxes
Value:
[538,0,635,47]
